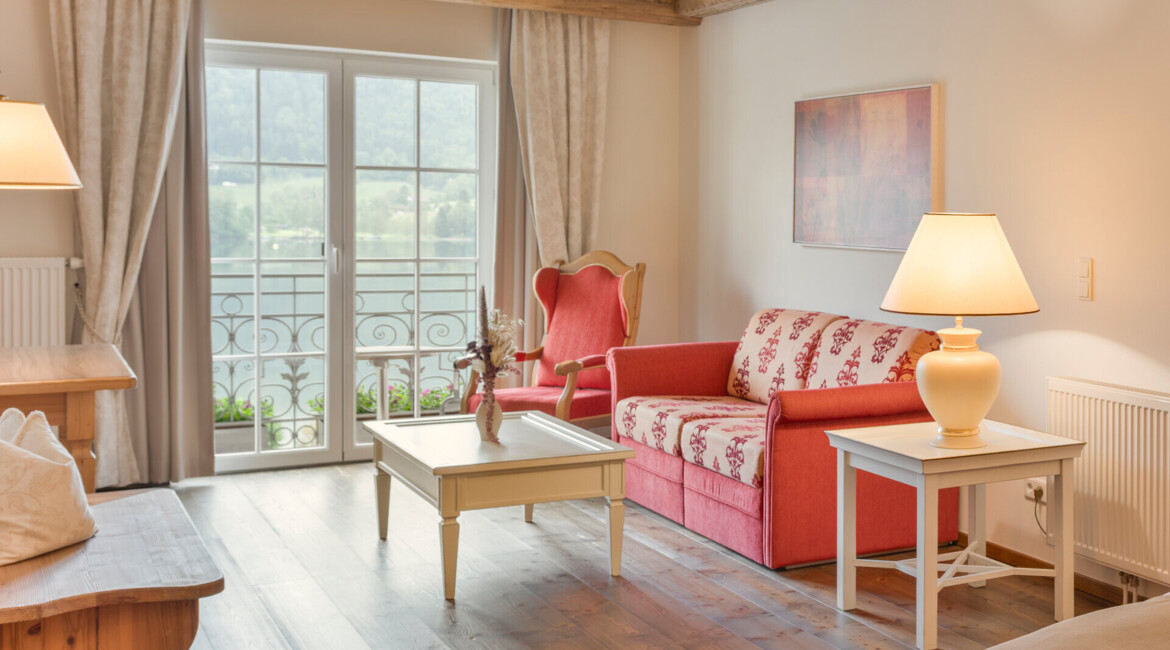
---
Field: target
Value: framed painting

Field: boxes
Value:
[793,84,941,250]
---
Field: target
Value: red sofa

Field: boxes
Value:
[607,308,959,568]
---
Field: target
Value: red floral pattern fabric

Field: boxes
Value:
[805,319,940,389]
[617,396,765,457]
[726,309,845,403]
[680,417,768,488]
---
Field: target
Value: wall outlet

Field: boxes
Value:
[1024,477,1047,504]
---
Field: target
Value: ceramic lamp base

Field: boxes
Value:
[917,325,999,450]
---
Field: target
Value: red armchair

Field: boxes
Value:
[461,250,646,427]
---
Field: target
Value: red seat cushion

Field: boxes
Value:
[534,265,629,391]
[468,386,611,420]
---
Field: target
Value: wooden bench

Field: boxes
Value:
[0,490,224,649]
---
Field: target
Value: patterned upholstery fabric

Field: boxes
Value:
[726,309,845,403]
[804,319,940,389]
[616,396,765,457]
[680,417,768,488]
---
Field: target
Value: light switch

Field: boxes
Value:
[1077,257,1093,301]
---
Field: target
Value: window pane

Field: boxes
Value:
[260,356,325,451]
[260,70,325,164]
[355,76,416,167]
[213,358,257,454]
[260,166,325,258]
[355,170,415,259]
[259,261,325,355]
[420,81,476,169]
[206,66,256,162]
[211,261,255,356]
[420,172,476,258]
[209,164,256,259]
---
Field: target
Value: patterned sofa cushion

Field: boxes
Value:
[617,396,766,457]
[680,417,768,489]
[804,318,940,389]
[726,309,845,403]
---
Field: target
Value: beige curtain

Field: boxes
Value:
[50,0,192,487]
[510,11,611,266]
[494,10,544,387]
[123,0,213,484]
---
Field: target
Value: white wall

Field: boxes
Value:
[679,0,1170,592]
[0,0,75,258]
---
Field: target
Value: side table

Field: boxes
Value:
[827,420,1085,650]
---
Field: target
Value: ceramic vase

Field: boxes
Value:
[475,398,502,443]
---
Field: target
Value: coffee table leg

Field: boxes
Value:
[440,516,460,600]
[524,504,534,523]
[917,474,940,650]
[376,470,391,541]
[607,497,625,576]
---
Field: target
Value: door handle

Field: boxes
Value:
[332,245,341,274]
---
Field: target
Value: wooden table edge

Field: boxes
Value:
[0,375,137,397]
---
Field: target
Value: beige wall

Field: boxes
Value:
[205,0,498,60]
[597,20,681,345]
[0,0,75,258]
[679,0,1170,592]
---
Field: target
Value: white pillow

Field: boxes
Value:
[0,408,97,566]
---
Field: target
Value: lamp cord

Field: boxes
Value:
[1034,497,1048,536]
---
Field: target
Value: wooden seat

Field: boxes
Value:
[0,489,224,650]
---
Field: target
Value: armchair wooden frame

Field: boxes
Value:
[460,250,646,427]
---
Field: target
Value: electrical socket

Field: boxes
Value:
[1024,477,1047,505]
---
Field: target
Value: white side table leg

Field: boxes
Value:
[917,474,939,650]
[374,359,389,421]
[1053,459,1075,621]
[968,483,986,588]
[837,449,857,611]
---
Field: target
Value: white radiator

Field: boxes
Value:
[0,257,68,347]
[1047,377,1170,586]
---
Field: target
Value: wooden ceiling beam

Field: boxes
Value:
[676,0,770,18]
[429,0,702,26]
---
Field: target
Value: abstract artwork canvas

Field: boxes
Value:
[793,84,940,250]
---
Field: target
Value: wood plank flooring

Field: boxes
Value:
[174,463,1112,649]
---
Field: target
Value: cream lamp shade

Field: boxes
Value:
[0,97,82,190]
[881,213,1037,448]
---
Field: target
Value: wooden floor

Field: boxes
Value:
[175,463,1111,649]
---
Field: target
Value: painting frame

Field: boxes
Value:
[793,83,941,251]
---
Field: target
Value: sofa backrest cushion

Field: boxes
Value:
[804,318,940,389]
[727,309,845,403]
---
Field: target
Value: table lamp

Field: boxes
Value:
[881,213,1038,449]
[0,96,81,189]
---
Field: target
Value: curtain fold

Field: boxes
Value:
[509,11,611,267]
[123,0,214,484]
[50,0,192,487]
[494,10,543,387]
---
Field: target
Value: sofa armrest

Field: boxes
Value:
[768,381,927,423]
[761,381,958,568]
[607,341,739,403]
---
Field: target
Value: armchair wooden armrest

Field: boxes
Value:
[458,348,544,414]
[550,353,607,421]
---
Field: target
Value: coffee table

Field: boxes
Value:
[364,411,636,600]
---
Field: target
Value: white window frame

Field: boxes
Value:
[206,40,497,471]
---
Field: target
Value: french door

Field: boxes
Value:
[207,44,495,472]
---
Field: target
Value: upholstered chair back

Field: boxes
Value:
[532,253,645,391]
[804,318,940,389]
[726,309,845,403]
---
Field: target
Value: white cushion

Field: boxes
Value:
[0,408,97,566]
